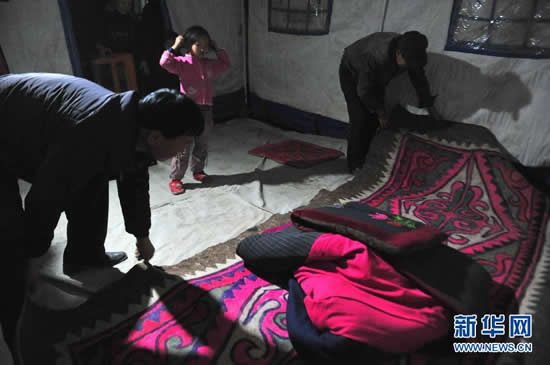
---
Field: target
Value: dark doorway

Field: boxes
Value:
[58,0,176,94]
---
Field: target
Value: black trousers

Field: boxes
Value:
[63,174,110,264]
[0,171,109,356]
[236,226,318,289]
[338,58,379,172]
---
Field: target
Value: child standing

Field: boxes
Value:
[160,25,231,194]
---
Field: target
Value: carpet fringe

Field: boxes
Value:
[410,130,500,153]
[519,222,550,314]
[180,255,242,281]
[52,262,226,363]
[339,133,401,205]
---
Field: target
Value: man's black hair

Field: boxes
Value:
[181,25,211,53]
[138,88,204,138]
[397,31,428,70]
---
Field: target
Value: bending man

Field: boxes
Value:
[0,72,204,355]
[339,31,440,172]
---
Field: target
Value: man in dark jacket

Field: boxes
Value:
[339,31,440,173]
[0,72,204,356]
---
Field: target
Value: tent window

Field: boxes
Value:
[268,0,333,35]
[445,0,550,58]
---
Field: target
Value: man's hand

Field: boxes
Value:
[376,109,388,128]
[135,236,155,262]
[172,35,184,50]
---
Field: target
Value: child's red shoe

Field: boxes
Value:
[193,171,208,182]
[169,180,185,195]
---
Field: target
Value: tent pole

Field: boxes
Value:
[242,0,249,109]
[380,0,389,32]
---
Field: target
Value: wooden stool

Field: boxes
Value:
[91,53,138,92]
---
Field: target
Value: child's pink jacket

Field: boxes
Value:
[159,49,231,105]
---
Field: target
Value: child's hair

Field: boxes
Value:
[180,25,211,52]
[138,88,204,138]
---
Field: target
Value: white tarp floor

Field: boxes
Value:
[21,118,352,311]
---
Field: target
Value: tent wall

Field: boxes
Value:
[248,1,384,132]
[248,0,550,167]
[1,0,548,166]
[0,0,72,74]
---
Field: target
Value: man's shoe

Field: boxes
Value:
[63,251,128,274]
[103,251,128,266]
[169,180,185,195]
[192,171,208,182]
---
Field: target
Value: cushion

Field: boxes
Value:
[291,202,448,255]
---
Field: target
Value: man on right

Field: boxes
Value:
[339,31,440,173]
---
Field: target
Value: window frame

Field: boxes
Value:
[445,0,550,59]
[268,0,334,36]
